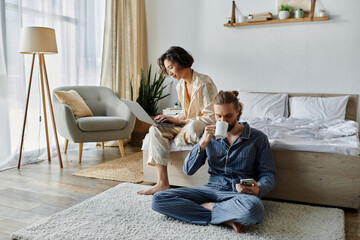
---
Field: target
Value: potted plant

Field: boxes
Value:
[129,65,171,146]
[279,4,291,19]
[131,65,171,116]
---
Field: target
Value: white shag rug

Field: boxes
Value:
[12,183,345,240]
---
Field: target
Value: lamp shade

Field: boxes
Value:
[19,27,58,54]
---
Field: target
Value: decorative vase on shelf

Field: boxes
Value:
[295,8,304,18]
[279,11,290,19]
[319,9,326,17]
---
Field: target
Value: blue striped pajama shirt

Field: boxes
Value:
[152,122,277,226]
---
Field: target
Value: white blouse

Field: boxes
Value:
[175,70,218,125]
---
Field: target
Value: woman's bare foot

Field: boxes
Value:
[224,221,245,233]
[200,202,215,211]
[137,183,170,195]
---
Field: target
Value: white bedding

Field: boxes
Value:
[247,117,360,156]
[141,118,360,156]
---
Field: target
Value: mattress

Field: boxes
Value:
[141,118,360,156]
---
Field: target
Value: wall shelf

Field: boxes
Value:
[224,16,329,27]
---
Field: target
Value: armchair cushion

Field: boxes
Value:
[77,116,127,132]
[54,90,94,119]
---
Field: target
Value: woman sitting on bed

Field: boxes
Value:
[137,46,218,195]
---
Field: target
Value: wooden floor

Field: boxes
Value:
[0,144,358,240]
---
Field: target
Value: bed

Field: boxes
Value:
[142,92,360,209]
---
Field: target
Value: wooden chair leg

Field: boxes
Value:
[64,139,69,153]
[117,140,125,157]
[78,143,83,163]
[101,141,105,149]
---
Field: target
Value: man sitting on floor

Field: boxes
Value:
[151,90,277,233]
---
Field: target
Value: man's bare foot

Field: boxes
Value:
[224,221,245,233]
[200,202,215,211]
[137,184,170,195]
[200,202,244,233]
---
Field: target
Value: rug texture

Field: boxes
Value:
[73,152,143,183]
[12,183,344,240]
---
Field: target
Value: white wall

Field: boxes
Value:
[145,0,360,121]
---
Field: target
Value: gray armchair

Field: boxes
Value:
[53,86,136,162]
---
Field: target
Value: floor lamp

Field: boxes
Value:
[18,26,63,169]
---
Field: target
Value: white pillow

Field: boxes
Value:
[238,92,288,120]
[289,96,349,121]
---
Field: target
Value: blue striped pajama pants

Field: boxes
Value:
[152,185,264,226]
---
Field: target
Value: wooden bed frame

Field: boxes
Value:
[143,93,360,209]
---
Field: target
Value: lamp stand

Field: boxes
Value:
[18,53,63,169]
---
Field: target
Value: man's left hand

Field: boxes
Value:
[236,181,260,196]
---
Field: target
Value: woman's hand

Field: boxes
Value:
[154,115,185,126]
[235,181,260,196]
[199,125,215,152]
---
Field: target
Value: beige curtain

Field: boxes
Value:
[101,0,148,100]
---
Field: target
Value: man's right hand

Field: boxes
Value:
[199,124,215,152]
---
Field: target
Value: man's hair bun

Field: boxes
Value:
[231,91,239,97]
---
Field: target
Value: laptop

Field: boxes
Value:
[121,99,182,128]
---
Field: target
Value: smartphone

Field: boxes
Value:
[240,178,254,186]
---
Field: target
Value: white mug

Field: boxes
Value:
[215,121,228,139]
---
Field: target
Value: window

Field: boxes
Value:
[0,0,105,170]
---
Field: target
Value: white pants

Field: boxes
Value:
[147,120,207,166]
